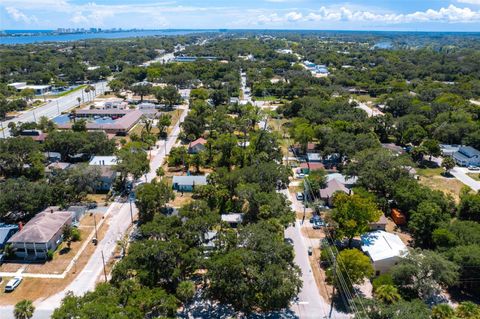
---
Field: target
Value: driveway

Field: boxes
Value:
[450,167,480,191]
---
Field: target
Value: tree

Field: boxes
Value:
[331,193,382,246]
[292,122,314,154]
[190,153,205,174]
[304,169,327,195]
[375,285,401,304]
[62,224,73,249]
[391,249,459,300]
[409,201,450,248]
[422,139,441,161]
[19,88,35,102]
[155,85,182,108]
[441,157,455,174]
[108,79,125,93]
[329,248,374,289]
[431,304,455,319]
[207,221,302,312]
[156,166,165,179]
[458,193,480,221]
[76,97,81,107]
[135,180,175,223]
[0,137,44,179]
[157,114,171,139]
[130,84,152,102]
[456,301,480,319]
[116,142,149,186]
[176,280,196,312]
[71,119,87,132]
[14,300,35,319]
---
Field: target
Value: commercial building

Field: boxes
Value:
[8,82,51,95]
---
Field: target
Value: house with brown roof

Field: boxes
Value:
[8,208,73,260]
[369,214,388,231]
[319,179,350,206]
[188,138,207,154]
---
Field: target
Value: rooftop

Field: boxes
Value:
[361,230,408,262]
[221,213,244,223]
[8,209,72,244]
[172,175,207,186]
[89,156,118,166]
[319,178,350,198]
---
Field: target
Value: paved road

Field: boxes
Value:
[451,166,480,191]
[352,100,384,118]
[0,103,189,319]
[0,81,107,138]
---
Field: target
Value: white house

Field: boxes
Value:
[361,230,408,276]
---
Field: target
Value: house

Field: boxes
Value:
[89,156,118,191]
[0,223,18,249]
[44,152,62,162]
[172,175,207,192]
[440,144,460,157]
[45,162,71,175]
[221,213,244,228]
[319,179,350,206]
[326,173,358,187]
[307,153,322,163]
[188,138,207,154]
[453,146,480,167]
[8,208,73,260]
[361,230,408,275]
[369,214,388,231]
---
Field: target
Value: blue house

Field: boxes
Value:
[172,175,207,192]
[0,223,19,249]
[453,146,480,167]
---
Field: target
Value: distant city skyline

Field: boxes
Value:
[2,0,480,32]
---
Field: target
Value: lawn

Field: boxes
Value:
[418,174,467,203]
[416,167,445,178]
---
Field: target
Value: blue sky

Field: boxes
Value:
[2,0,480,31]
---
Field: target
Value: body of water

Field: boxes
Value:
[0,30,213,45]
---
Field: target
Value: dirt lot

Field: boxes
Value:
[418,174,466,203]
[385,218,413,246]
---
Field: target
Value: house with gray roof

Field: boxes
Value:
[172,175,207,192]
[319,179,351,206]
[8,208,72,260]
[453,146,480,167]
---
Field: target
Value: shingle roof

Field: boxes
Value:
[319,179,349,198]
[8,210,72,244]
[189,138,207,148]
[0,224,18,245]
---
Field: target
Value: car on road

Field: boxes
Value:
[5,276,22,292]
[296,192,304,201]
[312,220,326,229]
[308,246,313,256]
[468,166,480,171]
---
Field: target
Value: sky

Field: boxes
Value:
[2,0,480,31]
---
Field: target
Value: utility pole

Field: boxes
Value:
[0,122,5,139]
[101,250,108,282]
[329,251,337,319]
[32,110,37,122]
[56,100,60,114]
[93,214,98,239]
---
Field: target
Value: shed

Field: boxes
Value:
[391,208,406,226]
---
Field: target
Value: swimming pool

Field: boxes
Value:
[53,115,116,125]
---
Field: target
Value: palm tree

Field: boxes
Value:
[14,300,35,319]
[375,284,401,304]
[76,97,81,107]
[432,304,455,319]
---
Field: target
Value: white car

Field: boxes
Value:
[5,276,22,292]
[468,166,480,171]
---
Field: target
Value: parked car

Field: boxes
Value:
[5,276,22,292]
[468,166,480,171]
[308,246,313,256]
[296,192,304,201]
[312,220,326,229]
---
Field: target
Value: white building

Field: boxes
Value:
[361,230,408,275]
[8,82,51,95]
[89,156,118,166]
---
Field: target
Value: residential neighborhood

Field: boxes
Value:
[1,21,480,319]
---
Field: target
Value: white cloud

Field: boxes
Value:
[253,5,480,25]
[457,0,480,4]
[5,6,37,24]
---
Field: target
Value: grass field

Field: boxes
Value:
[47,85,87,98]
[467,173,480,181]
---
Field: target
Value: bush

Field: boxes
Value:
[46,250,54,261]
[71,228,81,242]
[372,273,394,291]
